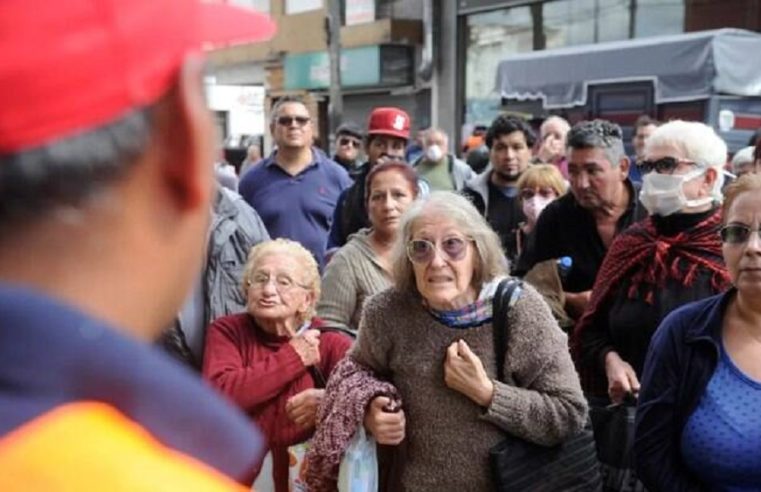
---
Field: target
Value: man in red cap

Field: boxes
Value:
[0,0,275,489]
[327,107,411,250]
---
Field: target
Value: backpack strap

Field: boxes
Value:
[492,279,523,383]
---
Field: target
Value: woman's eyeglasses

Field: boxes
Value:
[247,272,307,292]
[637,156,698,175]
[520,187,557,200]
[720,224,761,245]
[338,137,361,148]
[276,116,310,127]
[406,237,472,264]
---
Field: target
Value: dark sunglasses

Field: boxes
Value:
[406,237,471,264]
[277,115,310,127]
[720,224,761,245]
[520,187,556,200]
[637,156,697,174]
[338,137,361,148]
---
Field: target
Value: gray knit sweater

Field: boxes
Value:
[317,229,391,333]
[350,283,587,491]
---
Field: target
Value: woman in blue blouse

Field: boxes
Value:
[635,173,761,491]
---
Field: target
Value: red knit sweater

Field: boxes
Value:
[202,313,352,491]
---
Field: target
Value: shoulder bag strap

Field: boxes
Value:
[492,279,522,383]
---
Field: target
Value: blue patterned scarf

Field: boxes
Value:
[426,277,507,329]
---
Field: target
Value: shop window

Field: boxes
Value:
[634,0,685,38]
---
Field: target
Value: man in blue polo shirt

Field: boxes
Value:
[239,96,351,269]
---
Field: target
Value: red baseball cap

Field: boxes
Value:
[367,107,411,140]
[0,0,276,153]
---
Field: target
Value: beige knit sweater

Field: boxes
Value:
[317,229,391,333]
[350,283,587,491]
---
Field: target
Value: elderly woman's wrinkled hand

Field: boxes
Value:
[364,396,405,445]
[444,340,495,407]
[289,329,321,367]
[286,388,324,430]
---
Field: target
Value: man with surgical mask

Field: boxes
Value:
[412,128,474,191]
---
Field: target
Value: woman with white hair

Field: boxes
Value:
[575,120,732,404]
[326,191,587,490]
[203,239,352,491]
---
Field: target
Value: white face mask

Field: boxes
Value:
[522,195,554,225]
[639,168,712,217]
[425,144,444,162]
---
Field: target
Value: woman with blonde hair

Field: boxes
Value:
[513,164,566,269]
[203,238,352,491]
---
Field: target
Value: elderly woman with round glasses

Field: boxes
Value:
[635,173,761,490]
[203,239,351,491]
[350,191,586,490]
[574,120,731,404]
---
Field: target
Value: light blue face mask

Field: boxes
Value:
[639,168,712,217]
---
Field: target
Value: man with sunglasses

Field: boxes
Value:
[520,120,647,320]
[327,106,412,250]
[332,122,364,177]
[239,96,352,270]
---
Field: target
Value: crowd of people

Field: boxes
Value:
[3,1,761,491]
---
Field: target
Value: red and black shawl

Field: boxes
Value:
[572,209,731,396]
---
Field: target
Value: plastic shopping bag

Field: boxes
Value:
[337,426,378,492]
[288,441,310,492]
[251,441,310,492]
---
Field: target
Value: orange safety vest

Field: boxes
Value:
[0,402,251,491]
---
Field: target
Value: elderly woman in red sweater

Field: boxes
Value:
[203,238,352,491]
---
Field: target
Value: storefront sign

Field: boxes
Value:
[285,0,321,15]
[346,0,375,25]
[284,45,412,90]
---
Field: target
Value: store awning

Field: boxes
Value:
[495,28,761,108]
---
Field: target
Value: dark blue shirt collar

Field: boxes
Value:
[0,282,263,481]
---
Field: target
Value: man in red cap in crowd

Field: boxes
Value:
[327,107,411,250]
[0,0,274,489]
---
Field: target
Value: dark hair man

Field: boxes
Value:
[462,114,535,263]
[518,120,646,319]
[628,115,660,184]
[326,107,411,250]
[238,96,352,269]
[0,0,274,487]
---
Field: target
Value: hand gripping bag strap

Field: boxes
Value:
[489,279,602,492]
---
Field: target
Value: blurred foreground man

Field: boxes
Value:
[0,0,275,489]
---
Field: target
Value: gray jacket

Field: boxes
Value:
[462,166,493,212]
[205,187,269,322]
[162,187,269,368]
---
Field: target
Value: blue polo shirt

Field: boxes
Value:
[0,283,264,483]
[239,147,351,268]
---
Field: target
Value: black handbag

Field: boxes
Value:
[489,279,602,492]
[589,394,646,492]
